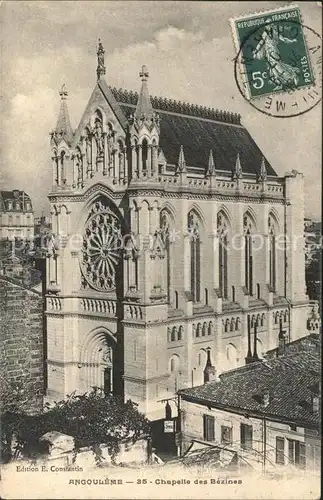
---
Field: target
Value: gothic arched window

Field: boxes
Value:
[188,210,201,302]
[217,212,229,299]
[268,215,277,292]
[244,213,254,296]
[160,209,173,304]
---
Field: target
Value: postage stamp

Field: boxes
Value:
[230,4,322,117]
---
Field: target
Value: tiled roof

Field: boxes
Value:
[179,335,320,427]
[110,87,277,177]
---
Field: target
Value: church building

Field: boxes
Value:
[46,41,308,420]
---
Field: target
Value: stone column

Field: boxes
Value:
[147,145,152,178]
[152,145,158,178]
[138,145,142,178]
[86,137,92,178]
[131,145,137,179]
[103,133,108,175]
[72,154,76,188]
[123,147,128,183]
[91,136,95,177]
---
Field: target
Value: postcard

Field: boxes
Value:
[0,1,321,499]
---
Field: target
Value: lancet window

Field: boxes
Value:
[244,213,254,296]
[188,211,201,302]
[217,212,229,299]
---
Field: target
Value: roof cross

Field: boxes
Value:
[59,84,68,100]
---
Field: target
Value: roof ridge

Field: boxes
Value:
[109,86,241,125]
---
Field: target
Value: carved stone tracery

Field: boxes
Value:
[80,199,122,292]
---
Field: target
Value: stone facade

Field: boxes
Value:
[0,276,44,414]
[0,190,34,240]
[45,43,308,420]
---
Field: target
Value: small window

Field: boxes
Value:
[257,283,260,299]
[174,291,179,309]
[205,288,208,305]
[221,426,232,445]
[203,414,215,441]
[171,327,176,342]
[276,437,285,465]
[240,423,253,450]
[232,286,235,302]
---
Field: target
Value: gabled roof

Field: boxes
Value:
[72,80,127,147]
[110,87,277,177]
[179,334,320,428]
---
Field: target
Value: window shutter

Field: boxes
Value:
[299,442,306,469]
[203,415,215,441]
[275,437,285,465]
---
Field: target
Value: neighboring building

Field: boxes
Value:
[304,218,321,265]
[0,252,44,414]
[34,215,52,240]
[45,41,308,419]
[178,333,321,474]
[0,190,34,240]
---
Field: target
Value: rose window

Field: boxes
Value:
[81,200,122,292]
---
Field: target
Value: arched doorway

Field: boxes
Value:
[79,328,117,394]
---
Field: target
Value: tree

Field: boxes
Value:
[2,388,150,464]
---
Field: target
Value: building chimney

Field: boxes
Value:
[277,318,286,356]
[204,348,218,383]
[245,315,253,364]
[312,395,319,415]
[262,389,270,407]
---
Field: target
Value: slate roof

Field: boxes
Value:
[179,335,320,428]
[109,87,277,177]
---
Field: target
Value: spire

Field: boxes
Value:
[54,84,73,142]
[232,152,243,180]
[97,39,106,80]
[135,65,154,118]
[176,145,187,174]
[206,149,216,177]
[203,347,217,383]
[258,156,268,182]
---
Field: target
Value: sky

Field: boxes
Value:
[0,1,321,220]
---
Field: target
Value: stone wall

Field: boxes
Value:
[0,277,44,414]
